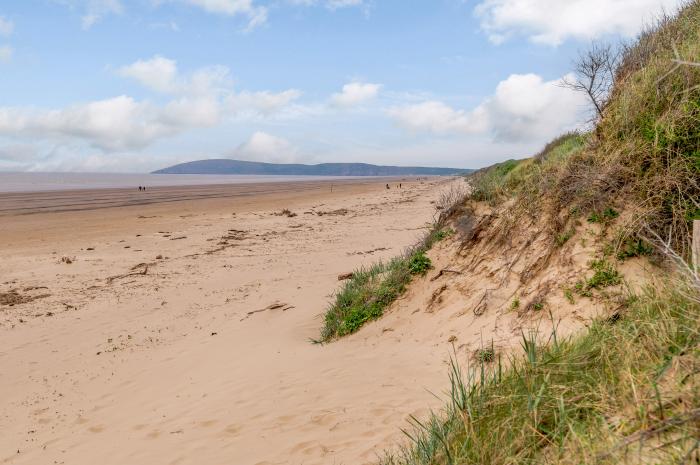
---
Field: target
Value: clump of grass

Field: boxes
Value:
[510,298,520,310]
[532,302,544,311]
[475,347,495,363]
[408,252,432,276]
[318,179,470,342]
[319,221,448,341]
[616,237,654,260]
[587,259,622,289]
[433,228,455,242]
[276,208,297,217]
[319,257,411,340]
[587,207,619,224]
[564,288,575,304]
[380,262,700,465]
[575,259,623,297]
[555,229,575,247]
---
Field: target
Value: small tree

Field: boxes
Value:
[562,42,620,120]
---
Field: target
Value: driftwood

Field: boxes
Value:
[106,264,149,284]
[430,268,463,281]
[240,302,295,321]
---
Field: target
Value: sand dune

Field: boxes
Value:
[0,178,456,465]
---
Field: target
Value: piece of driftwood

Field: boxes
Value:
[430,268,463,281]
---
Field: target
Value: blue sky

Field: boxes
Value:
[0,0,685,172]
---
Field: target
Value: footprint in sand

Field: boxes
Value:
[223,424,240,435]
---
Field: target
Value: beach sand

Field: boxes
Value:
[0,177,456,465]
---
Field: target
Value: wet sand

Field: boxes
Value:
[0,178,396,216]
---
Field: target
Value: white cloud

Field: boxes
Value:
[475,0,686,45]
[80,0,123,29]
[331,82,381,106]
[179,0,268,30]
[0,56,302,154]
[288,0,365,9]
[327,0,363,7]
[119,55,301,114]
[389,73,586,143]
[118,56,179,93]
[0,45,12,63]
[0,16,14,36]
[119,55,234,96]
[228,89,302,114]
[388,100,483,134]
[0,95,219,151]
[231,131,301,163]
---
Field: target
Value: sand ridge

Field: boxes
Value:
[0,178,457,465]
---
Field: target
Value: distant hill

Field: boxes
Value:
[152,159,472,176]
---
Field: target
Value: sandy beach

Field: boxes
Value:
[0,177,457,465]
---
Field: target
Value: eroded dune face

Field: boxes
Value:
[0,178,459,465]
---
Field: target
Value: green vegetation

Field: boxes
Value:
[432,228,455,241]
[408,252,432,276]
[587,207,619,224]
[474,347,495,364]
[616,237,654,260]
[555,229,575,247]
[510,298,520,311]
[318,257,411,340]
[586,259,623,290]
[464,0,700,258]
[381,274,700,465]
[563,288,575,304]
[319,224,455,342]
[468,132,587,207]
[377,6,700,462]
[574,259,622,297]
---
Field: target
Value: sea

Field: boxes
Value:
[0,172,369,193]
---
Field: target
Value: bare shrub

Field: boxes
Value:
[562,42,620,120]
[435,181,469,225]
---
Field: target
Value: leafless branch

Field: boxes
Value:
[561,42,620,120]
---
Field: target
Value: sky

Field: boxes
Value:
[0,0,688,172]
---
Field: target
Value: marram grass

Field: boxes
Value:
[380,276,699,465]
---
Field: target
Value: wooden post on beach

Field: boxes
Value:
[693,220,700,270]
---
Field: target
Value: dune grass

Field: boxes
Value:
[380,264,700,464]
[375,4,700,463]
[318,225,454,342]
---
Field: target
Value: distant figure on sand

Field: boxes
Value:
[138,186,142,191]
[386,183,390,189]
